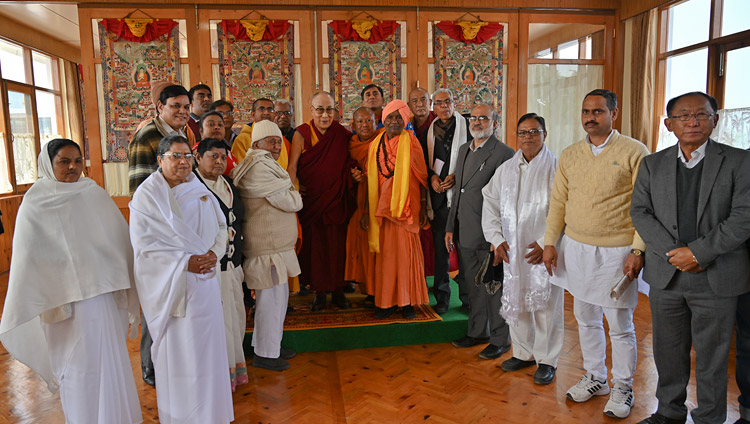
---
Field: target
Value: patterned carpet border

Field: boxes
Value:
[248,294,442,331]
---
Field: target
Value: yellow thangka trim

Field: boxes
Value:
[351,19,377,40]
[240,19,269,42]
[366,130,411,253]
[124,18,153,37]
[456,21,488,40]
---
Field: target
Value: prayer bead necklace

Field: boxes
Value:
[376,139,395,179]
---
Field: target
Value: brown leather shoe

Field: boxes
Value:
[332,290,351,309]
[311,292,326,311]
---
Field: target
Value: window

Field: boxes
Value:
[656,0,750,150]
[0,38,65,194]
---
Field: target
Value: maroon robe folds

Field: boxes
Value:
[296,121,354,291]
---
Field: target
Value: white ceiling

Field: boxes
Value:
[0,3,80,47]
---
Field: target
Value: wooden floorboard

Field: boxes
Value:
[0,273,742,423]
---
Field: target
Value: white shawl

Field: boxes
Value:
[129,171,226,360]
[0,150,139,392]
[426,111,467,207]
[481,146,557,325]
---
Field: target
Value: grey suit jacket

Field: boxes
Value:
[446,136,515,249]
[631,139,750,296]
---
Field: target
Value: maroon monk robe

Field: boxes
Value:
[296,120,355,292]
[411,111,437,277]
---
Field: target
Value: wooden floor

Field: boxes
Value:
[0,273,742,423]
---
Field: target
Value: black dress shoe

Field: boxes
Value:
[500,356,536,371]
[280,348,296,359]
[478,344,510,359]
[401,305,416,319]
[332,290,351,309]
[253,355,290,371]
[433,302,449,315]
[311,292,326,311]
[374,306,397,319]
[142,368,155,387]
[637,413,686,424]
[451,336,490,348]
[533,364,556,385]
[735,419,750,424]
[363,295,375,308]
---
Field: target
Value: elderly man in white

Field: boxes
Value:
[481,113,563,386]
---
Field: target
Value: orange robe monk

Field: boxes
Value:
[367,100,429,316]
[345,130,381,296]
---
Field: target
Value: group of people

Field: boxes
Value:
[0,75,749,424]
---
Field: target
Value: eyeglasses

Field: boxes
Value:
[162,152,194,161]
[276,111,293,116]
[259,138,284,147]
[434,99,452,107]
[468,116,491,123]
[203,152,227,161]
[668,113,714,122]
[517,129,545,137]
[215,111,234,117]
[255,106,275,113]
[313,107,337,116]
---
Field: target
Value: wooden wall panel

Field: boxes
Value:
[72,1,619,10]
[0,195,23,274]
[0,16,80,63]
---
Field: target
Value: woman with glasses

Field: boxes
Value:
[194,137,248,391]
[0,139,142,423]
[130,135,234,423]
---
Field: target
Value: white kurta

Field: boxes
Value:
[0,150,141,423]
[130,172,234,424]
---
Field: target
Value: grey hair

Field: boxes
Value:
[473,103,500,123]
[432,88,454,102]
[274,98,294,113]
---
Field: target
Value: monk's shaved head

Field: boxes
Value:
[353,107,377,141]
[311,91,335,105]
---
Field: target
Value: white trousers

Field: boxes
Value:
[252,266,289,358]
[220,263,247,369]
[573,297,637,386]
[509,284,565,367]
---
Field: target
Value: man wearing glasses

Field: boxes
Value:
[209,99,238,145]
[425,88,470,314]
[631,92,750,424]
[543,89,648,419]
[445,104,514,358]
[231,98,278,163]
[287,92,354,311]
[274,99,296,142]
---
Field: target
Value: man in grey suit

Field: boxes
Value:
[445,104,515,360]
[631,91,750,424]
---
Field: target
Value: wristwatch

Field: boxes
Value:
[630,249,644,256]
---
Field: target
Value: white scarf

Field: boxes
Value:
[129,171,225,360]
[0,150,139,392]
[232,149,294,199]
[426,111,467,207]
[497,146,557,325]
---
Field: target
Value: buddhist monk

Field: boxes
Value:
[345,107,382,307]
[362,99,429,320]
[287,91,354,311]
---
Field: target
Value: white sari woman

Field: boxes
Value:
[0,139,142,423]
[130,135,234,423]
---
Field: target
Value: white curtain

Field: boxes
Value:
[527,64,604,158]
[656,107,750,152]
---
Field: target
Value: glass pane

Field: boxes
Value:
[667,0,710,51]
[294,21,300,59]
[721,0,750,36]
[8,91,37,184]
[36,91,62,148]
[664,48,707,112]
[0,133,13,193]
[178,20,188,58]
[0,39,28,84]
[527,64,604,158]
[92,19,101,59]
[724,46,750,110]
[398,21,407,58]
[210,21,219,59]
[529,23,605,59]
[32,52,56,90]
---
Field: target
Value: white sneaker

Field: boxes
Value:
[603,382,634,418]
[566,373,610,402]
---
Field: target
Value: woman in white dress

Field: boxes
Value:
[129,135,234,423]
[0,138,142,423]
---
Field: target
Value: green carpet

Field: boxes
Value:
[244,277,467,354]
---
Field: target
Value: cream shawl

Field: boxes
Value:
[0,151,139,392]
[426,110,467,207]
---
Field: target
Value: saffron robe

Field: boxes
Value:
[371,131,429,308]
[345,131,381,294]
[296,120,354,291]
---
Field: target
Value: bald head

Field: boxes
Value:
[353,107,377,141]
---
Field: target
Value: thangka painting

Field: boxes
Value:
[328,20,401,124]
[98,19,181,162]
[218,20,294,127]
[434,21,504,120]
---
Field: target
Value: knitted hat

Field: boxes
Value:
[251,120,283,144]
